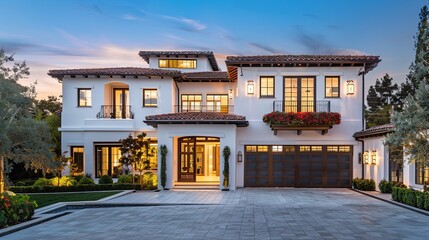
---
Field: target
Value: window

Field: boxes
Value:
[339,146,351,152]
[207,94,228,113]
[260,76,275,98]
[284,77,315,112]
[159,59,197,69]
[78,88,92,107]
[246,146,257,152]
[181,94,202,112]
[70,147,84,176]
[272,146,283,152]
[257,146,268,152]
[95,145,121,178]
[415,162,429,185]
[325,76,340,98]
[299,146,311,152]
[143,89,157,107]
[148,142,158,170]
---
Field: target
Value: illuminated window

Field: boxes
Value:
[78,88,91,107]
[143,89,157,107]
[148,142,158,170]
[246,146,257,152]
[325,76,340,98]
[283,146,295,152]
[272,146,283,152]
[311,146,322,152]
[260,76,275,98]
[181,94,202,112]
[257,146,268,152]
[327,146,339,152]
[70,147,84,175]
[300,146,311,152]
[158,59,197,69]
[207,94,228,113]
[339,146,351,152]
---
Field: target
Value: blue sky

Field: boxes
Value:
[0,0,425,99]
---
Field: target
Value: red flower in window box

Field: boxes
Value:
[262,111,341,127]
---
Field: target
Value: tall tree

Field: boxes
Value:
[385,83,429,188]
[0,50,54,191]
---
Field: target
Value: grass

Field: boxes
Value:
[22,191,123,208]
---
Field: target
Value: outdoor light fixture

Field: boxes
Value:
[247,80,254,95]
[371,151,377,165]
[346,80,355,95]
[237,151,243,162]
[229,89,234,99]
[363,151,369,165]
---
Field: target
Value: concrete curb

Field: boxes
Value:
[351,189,429,217]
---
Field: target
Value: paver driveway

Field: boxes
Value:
[7,188,429,239]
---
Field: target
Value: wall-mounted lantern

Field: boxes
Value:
[363,151,369,165]
[346,80,355,95]
[237,151,243,162]
[228,89,234,99]
[247,80,254,95]
[371,151,377,165]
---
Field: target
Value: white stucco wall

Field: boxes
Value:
[362,136,388,190]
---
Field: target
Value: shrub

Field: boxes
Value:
[15,181,26,187]
[406,190,417,207]
[424,194,429,211]
[378,179,393,193]
[141,172,157,190]
[416,191,425,209]
[50,176,77,187]
[392,187,398,201]
[98,175,113,184]
[117,174,137,184]
[73,175,84,183]
[352,178,375,191]
[33,178,51,187]
[0,192,37,228]
[78,177,95,185]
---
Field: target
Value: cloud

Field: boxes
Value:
[161,15,206,32]
[122,14,145,21]
[248,42,285,54]
[0,40,91,57]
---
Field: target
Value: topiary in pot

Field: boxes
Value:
[98,175,113,184]
[160,145,168,190]
[222,146,231,191]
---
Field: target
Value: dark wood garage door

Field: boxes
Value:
[244,145,352,188]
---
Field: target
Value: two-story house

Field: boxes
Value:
[48,51,381,190]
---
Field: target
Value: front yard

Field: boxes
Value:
[23,191,122,208]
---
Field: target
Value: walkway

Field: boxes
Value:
[6,188,429,239]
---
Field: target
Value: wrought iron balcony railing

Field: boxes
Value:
[96,105,135,119]
[174,105,234,113]
[272,100,330,112]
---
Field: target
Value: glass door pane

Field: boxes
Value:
[300,77,315,112]
[284,78,298,112]
[114,89,129,119]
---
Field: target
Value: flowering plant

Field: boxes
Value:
[0,191,37,228]
[262,111,341,127]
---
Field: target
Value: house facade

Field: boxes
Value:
[49,51,381,190]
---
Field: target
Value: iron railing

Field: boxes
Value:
[96,105,135,119]
[174,105,234,113]
[272,100,330,112]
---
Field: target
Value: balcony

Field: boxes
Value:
[174,105,234,113]
[272,100,330,113]
[96,105,135,119]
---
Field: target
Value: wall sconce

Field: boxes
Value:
[228,89,234,99]
[346,80,355,95]
[247,80,254,95]
[363,151,369,165]
[371,151,377,165]
[237,151,243,162]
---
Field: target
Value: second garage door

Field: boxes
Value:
[244,145,352,188]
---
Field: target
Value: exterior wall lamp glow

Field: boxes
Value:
[247,80,254,95]
[363,151,369,165]
[346,80,355,95]
[237,151,243,162]
[228,89,234,99]
[371,151,377,165]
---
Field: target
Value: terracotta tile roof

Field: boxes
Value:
[225,55,381,64]
[144,112,248,127]
[48,67,182,79]
[138,50,220,71]
[179,71,229,82]
[353,124,394,139]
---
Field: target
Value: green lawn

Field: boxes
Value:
[23,191,123,208]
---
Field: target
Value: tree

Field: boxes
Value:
[0,50,54,192]
[119,133,152,185]
[160,145,168,190]
[222,146,230,191]
[385,83,429,188]
[365,74,398,128]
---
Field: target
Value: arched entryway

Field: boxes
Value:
[178,137,220,183]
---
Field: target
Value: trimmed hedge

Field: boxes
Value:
[98,175,113,184]
[392,187,429,211]
[78,177,95,185]
[9,184,141,193]
[352,178,376,191]
[0,192,37,228]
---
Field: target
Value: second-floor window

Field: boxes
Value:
[181,94,202,112]
[143,89,157,107]
[325,76,340,98]
[159,59,197,69]
[207,94,228,113]
[78,88,92,107]
[260,76,275,98]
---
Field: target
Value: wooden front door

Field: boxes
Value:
[178,138,196,182]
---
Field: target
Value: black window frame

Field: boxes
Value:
[158,59,197,69]
[325,76,340,98]
[77,88,92,107]
[260,76,275,98]
[143,89,158,107]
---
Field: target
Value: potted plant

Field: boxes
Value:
[222,146,230,191]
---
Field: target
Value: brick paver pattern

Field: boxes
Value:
[7,188,429,239]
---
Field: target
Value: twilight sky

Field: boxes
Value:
[0,0,425,99]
